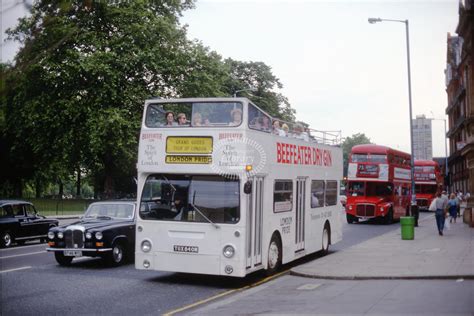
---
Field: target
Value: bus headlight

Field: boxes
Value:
[85,232,92,239]
[141,240,152,253]
[95,232,103,240]
[380,207,384,212]
[223,245,235,258]
[57,232,64,239]
[48,232,55,239]
[348,205,353,210]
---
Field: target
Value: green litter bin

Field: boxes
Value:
[400,216,415,240]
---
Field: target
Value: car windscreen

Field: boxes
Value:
[84,204,135,219]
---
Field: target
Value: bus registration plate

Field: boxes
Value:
[173,245,199,253]
[166,137,213,154]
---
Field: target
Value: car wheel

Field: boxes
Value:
[1,231,13,248]
[54,252,73,266]
[321,224,330,255]
[265,234,282,276]
[106,242,126,266]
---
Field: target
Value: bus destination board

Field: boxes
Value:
[166,137,213,154]
[165,155,212,164]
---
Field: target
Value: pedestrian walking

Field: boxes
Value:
[447,193,458,224]
[456,191,463,218]
[433,192,448,236]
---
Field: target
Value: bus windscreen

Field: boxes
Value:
[140,174,240,224]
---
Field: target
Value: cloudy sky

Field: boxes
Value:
[2,0,459,157]
[182,0,459,156]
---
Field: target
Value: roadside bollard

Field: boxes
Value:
[400,216,415,240]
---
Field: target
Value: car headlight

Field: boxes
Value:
[141,240,152,253]
[57,232,64,239]
[85,232,92,239]
[95,232,103,240]
[48,232,55,239]
[223,245,235,258]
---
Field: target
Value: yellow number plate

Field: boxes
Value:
[166,137,213,154]
[165,155,212,164]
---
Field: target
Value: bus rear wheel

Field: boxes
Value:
[321,224,330,255]
[265,234,282,276]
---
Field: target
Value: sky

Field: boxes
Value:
[180,0,459,156]
[2,0,460,157]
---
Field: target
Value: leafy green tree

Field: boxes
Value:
[3,1,295,198]
[4,1,198,197]
[223,59,295,122]
[342,133,371,177]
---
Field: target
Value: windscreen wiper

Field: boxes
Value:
[189,203,220,229]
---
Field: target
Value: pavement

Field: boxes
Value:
[291,213,474,280]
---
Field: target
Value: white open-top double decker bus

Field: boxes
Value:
[135,98,342,277]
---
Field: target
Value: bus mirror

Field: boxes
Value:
[244,181,252,194]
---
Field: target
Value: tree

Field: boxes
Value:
[223,59,295,122]
[3,1,296,198]
[3,1,198,197]
[342,133,371,177]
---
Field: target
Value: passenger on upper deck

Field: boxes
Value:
[272,120,286,137]
[192,112,203,126]
[281,123,289,137]
[293,123,309,141]
[177,113,189,126]
[261,116,271,132]
[230,108,243,126]
[165,111,177,126]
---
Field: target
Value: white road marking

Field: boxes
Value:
[0,251,46,259]
[0,243,46,251]
[0,266,32,273]
[297,283,322,290]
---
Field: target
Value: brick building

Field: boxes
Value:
[445,0,473,195]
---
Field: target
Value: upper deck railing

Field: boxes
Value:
[143,98,342,147]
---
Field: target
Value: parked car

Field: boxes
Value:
[340,187,347,207]
[46,201,136,266]
[0,200,59,248]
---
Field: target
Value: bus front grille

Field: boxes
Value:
[356,204,375,217]
[64,230,84,248]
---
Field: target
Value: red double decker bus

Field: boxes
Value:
[414,160,442,211]
[345,144,412,224]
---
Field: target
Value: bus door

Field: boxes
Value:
[246,176,264,269]
[295,177,307,252]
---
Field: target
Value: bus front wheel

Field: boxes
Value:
[346,214,358,224]
[384,209,394,225]
[265,234,282,276]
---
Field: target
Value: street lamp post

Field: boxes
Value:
[233,88,256,98]
[368,17,417,209]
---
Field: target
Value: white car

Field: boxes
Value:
[340,187,347,207]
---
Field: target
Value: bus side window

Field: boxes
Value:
[311,180,325,208]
